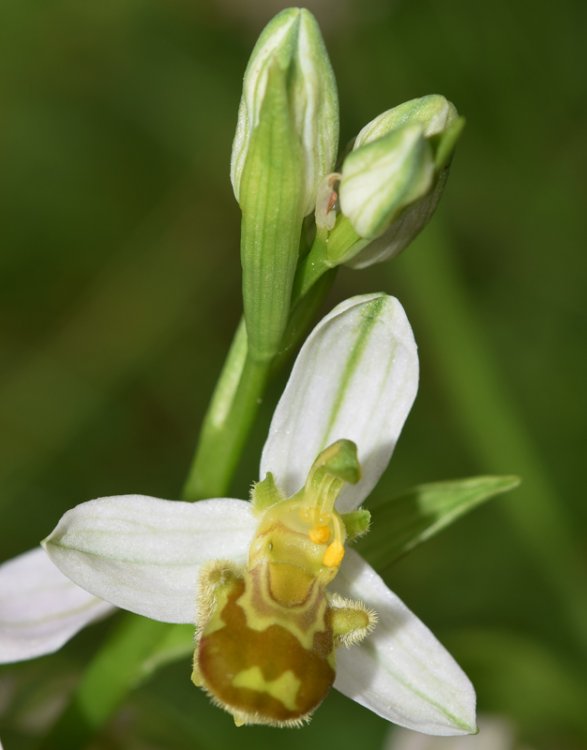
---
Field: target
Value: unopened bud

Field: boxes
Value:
[231,8,339,217]
[330,95,463,268]
[339,123,435,240]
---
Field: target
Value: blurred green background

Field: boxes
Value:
[1,0,585,748]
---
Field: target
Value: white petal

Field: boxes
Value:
[43,495,256,625]
[0,548,114,664]
[261,294,418,511]
[332,550,476,736]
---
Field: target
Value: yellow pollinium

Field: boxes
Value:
[323,540,344,568]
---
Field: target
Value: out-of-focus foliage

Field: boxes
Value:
[0,0,585,748]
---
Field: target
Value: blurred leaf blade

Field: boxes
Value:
[357,475,519,571]
[138,623,194,682]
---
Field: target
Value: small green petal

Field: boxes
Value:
[341,509,371,541]
[251,472,284,512]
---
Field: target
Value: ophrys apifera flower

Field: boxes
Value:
[0,294,476,735]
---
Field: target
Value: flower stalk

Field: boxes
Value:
[182,322,271,500]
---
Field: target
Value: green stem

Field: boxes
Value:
[291,231,332,301]
[37,617,172,750]
[182,320,271,500]
[290,216,365,305]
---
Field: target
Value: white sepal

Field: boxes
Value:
[261,294,418,512]
[333,550,477,736]
[339,124,434,239]
[0,548,113,664]
[43,495,256,624]
[338,95,462,269]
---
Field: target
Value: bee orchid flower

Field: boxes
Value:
[0,294,476,736]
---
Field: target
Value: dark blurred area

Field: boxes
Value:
[1,0,585,748]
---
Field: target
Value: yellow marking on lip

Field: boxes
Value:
[323,540,344,568]
[232,666,301,712]
[309,524,331,544]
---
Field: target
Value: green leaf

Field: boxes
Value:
[38,615,173,749]
[138,623,194,681]
[39,619,193,750]
[357,475,520,571]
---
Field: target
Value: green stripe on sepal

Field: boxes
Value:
[239,62,305,361]
[357,475,520,572]
[339,123,435,240]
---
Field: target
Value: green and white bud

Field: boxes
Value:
[338,123,435,240]
[233,8,339,361]
[231,7,339,217]
[327,95,463,269]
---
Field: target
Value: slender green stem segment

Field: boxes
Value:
[291,232,332,301]
[182,321,271,501]
[37,617,173,750]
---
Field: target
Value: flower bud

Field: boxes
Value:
[231,8,339,217]
[233,9,339,361]
[329,95,463,269]
[339,123,435,240]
